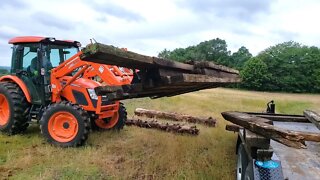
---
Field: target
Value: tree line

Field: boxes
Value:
[158,38,320,93]
[0,68,9,76]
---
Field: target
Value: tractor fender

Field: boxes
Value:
[0,75,32,103]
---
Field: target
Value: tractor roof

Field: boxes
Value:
[9,36,79,46]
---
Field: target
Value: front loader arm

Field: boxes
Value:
[50,51,89,102]
[50,50,133,102]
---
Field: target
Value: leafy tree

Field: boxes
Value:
[158,48,171,59]
[240,57,270,90]
[196,38,231,65]
[157,38,235,66]
[158,39,320,93]
[255,41,320,93]
[231,46,252,69]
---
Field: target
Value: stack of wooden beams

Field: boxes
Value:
[80,43,240,100]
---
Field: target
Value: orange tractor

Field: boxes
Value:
[0,36,133,147]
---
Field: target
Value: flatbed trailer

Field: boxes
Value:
[223,103,320,180]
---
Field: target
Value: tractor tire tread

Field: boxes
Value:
[40,101,91,147]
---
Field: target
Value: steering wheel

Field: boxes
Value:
[17,70,31,76]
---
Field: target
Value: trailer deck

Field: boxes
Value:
[271,121,320,179]
[223,105,320,180]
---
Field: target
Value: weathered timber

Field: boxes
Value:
[246,112,309,123]
[201,68,239,79]
[134,108,216,127]
[225,124,241,132]
[81,42,240,100]
[80,43,239,75]
[304,110,320,130]
[221,111,320,149]
[125,118,199,135]
[94,74,239,100]
[189,61,239,74]
[81,43,194,71]
[163,74,241,84]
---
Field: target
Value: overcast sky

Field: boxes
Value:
[1,0,320,66]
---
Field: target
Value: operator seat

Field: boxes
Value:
[27,57,38,76]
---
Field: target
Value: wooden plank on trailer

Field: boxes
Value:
[221,111,320,149]
[304,110,320,130]
[226,124,241,132]
[245,112,309,123]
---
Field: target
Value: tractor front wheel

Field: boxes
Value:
[40,101,91,147]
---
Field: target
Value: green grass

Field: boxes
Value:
[1,88,320,179]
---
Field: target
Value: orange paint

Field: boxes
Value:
[95,111,119,129]
[9,36,46,44]
[0,94,10,126]
[48,111,78,143]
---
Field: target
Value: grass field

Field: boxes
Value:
[1,88,319,179]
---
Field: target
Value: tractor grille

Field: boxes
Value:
[91,96,115,108]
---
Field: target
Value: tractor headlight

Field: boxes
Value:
[87,89,98,100]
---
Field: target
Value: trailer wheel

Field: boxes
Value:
[40,101,91,147]
[0,82,30,134]
[237,144,248,180]
[93,103,127,130]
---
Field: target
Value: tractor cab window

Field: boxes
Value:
[44,45,78,68]
[11,43,40,75]
[22,47,38,71]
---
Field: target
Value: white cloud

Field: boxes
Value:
[0,0,320,66]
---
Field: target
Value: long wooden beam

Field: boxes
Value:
[245,112,309,123]
[126,118,199,135]
[221,111,320,149]
[80,43,239,75]
[304,110,320,130]
[80,42,241,100]
[134,108,216,127]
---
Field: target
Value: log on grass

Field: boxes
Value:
[304,110,320,130]
[221,112,320,149]
[126,118,199,135]
[134,108,216,127]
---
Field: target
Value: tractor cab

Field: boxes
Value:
[9,36,81,105]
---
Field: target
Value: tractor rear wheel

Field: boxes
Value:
[40,101,91,147]
[93,103,127,131]
[0,82,30,134]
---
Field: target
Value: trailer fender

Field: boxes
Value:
[0,75,31,103]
